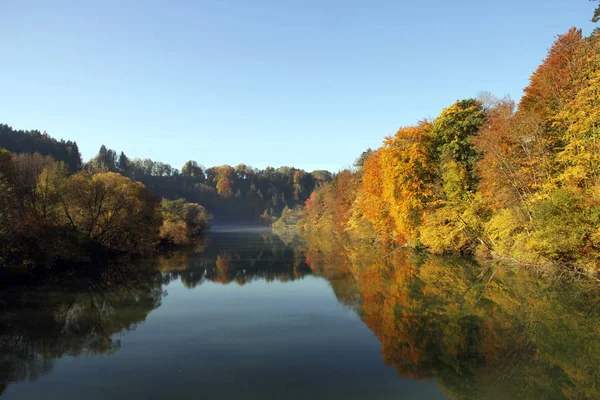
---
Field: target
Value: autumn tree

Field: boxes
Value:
[517,28,591,187]
[552,34,600,189]
[380,122,436,243]
[159,198,211,245]
[216,176,233,199]
[8,153,60,227]
[332,170,358,232]
[235,163,248,179]
[351,150,391,239]
[474,100,533,212]
[61,172,162,252]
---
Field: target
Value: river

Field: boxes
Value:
[1,229,599,399]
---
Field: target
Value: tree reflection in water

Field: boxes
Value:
[302,235,600,399]
[0,260,165,395]
[159,233,311,288]
[0,232,312,394]
[2,231,600,399]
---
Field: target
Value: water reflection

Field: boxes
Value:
[159,233,311,287]
[1,231,600,399]
[0,232,314,396]
[0,261,165,395]
[303,237,600,399]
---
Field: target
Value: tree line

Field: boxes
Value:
[300,24,600,273]
[83,143,332,222]
[0,149,213,267]
[0,124,332,267]
[0,123,82,172]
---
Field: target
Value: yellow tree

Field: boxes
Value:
[61,172,161,252]
[518,28,591,188]
[332,169,357,233]
[354,151,388,235]
[520,28,589,123]
[379,121,436,244]
[34,162,69,222]
[553,35,600,189]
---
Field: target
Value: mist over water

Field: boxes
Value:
[209,224,274,234]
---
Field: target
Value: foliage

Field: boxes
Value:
[2,11,599,272]
[272,205,303,229]
[81,145,332,224]
[298,24,600,271]
[0,123,334,227]
[432,99,485,189]
[350,150,391,240]
[297,169,359,238]
[0,126,334,264]
[381,122,436,243]
[159,198,212,245]
[61,172,162,253]
[159,220,190,246]
[529,188,600,266]
[0,152,164,266]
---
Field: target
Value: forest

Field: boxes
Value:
[0,124,331,268]
[299,23,600,274]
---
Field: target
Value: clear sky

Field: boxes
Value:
[1,1,597,173]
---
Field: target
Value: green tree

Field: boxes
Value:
[117,151,131,176]
[353,148,373,170]
[181,160,205,182]
[432,99,486,192]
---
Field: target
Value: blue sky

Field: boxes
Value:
[1,0,596,172]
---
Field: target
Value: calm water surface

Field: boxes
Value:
[2,230,599,399]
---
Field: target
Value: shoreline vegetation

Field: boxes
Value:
[0,148,212,268]
[0,126,331,269]
[292,25,600,277]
